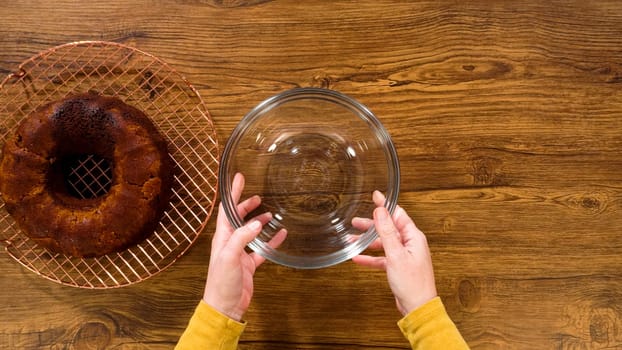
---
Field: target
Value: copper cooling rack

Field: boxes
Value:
[0,41,219,288]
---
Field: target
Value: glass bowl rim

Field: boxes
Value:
[219,87,400,269]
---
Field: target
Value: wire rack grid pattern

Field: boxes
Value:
[0,41,219,289]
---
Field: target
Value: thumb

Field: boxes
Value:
[228,220,262,251]
[374,207,403,258]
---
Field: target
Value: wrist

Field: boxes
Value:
[203,293,244,322]
[399,290,438,316]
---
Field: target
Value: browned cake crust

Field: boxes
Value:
[0,93,173,257]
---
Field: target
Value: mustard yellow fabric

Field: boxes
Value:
[176,297,469,349]
[398,297,470,349]
[175,301,246,350]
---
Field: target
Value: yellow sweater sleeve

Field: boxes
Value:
[176,301,246,350]
[176,297,467,349]
[398,297,470,350]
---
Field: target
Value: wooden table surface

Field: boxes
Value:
[2,1,622,349]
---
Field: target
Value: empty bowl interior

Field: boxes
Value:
[220,88,399,268]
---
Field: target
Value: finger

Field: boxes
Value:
[216,201,232,230]
[253,228,288,267]
[345,233,360,244]
[374,206,404,258]
[237,195,262,219]
[352,216,373,231]
[372,191,407,240]
[270,229,288,249]
[352,254,387,270]
[248,211,272,226]
[231,172,245,204]
[391,205,422,243]
[366,237,384,250]
[212,195,263,252]
[347,233,384,250]
[392,205,414,231]
[348,217,374,245]
[373,190,386,207]
[227,220,263,252]
[212,203,234,252]
[392,205,408,226]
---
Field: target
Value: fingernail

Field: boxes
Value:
[373,190,386,203]
[248,220,262,230]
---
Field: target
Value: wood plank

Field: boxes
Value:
[1,1,622,349]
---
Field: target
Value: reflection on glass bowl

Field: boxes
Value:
[219,88,400,269]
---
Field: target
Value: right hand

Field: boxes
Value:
[352,191,438,316]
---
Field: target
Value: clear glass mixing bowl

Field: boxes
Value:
[219,88,400,269]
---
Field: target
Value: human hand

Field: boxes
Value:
[352,191,438,316]
[203,173,287,321]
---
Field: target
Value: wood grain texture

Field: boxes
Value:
[2,1,622,349]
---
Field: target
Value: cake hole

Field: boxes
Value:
[64,154,113,199]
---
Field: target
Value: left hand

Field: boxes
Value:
[203,173,286,321]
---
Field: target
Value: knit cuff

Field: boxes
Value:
[176,301,246,350]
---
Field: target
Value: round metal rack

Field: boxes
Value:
[0,41,219,288]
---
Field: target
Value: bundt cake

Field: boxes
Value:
[0,93,173,257]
